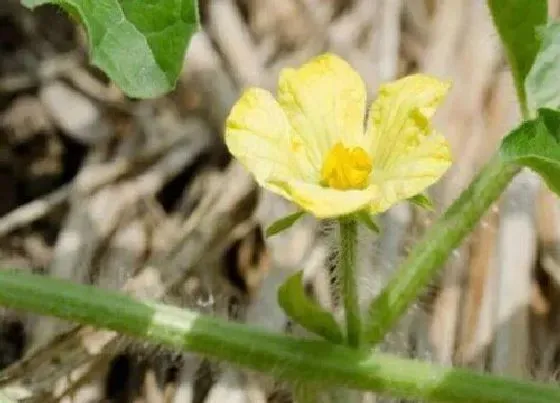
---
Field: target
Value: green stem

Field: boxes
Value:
[293,383,320,403]
[365,155,520,344]
[339,218,361,348]
[2,271,560,402]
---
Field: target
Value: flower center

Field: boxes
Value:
[320,142,372,190]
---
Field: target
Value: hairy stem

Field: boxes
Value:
[1,270,559,402]
[365,155,520,344]
[339,218,361,348]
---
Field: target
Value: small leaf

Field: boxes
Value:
[488,0,547,111]
[408,193,434,211]
[500,108,560,195]
[278,271,343,344]
[266,211,305,238]
[526,22,560,111]
[356,211,380,233]
[22,0,200,99]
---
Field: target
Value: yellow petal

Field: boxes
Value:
[277,53,367,167]
[268,179,377,218]
[363,74,451,212]
[225,88,316,187]
[366,74,451,169]
[369,132,451,214]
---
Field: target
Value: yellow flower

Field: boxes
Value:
[225,53,452,219]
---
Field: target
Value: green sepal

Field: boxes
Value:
[356,210,381,233]
[265,211,306,238]
[408,193,434,211]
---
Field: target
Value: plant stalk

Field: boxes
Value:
[293,383,320,403]
[1,270,559,402]
[339,218,361,348]
[365,155,520,344]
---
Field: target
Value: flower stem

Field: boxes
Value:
[339,218,361,348]
[365,154,520,344]
[1,270,560,402]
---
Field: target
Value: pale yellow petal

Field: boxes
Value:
[268,179,377,218]
[277,53,367,167]
[366,74,451,169]
[369,132,451,214]
[225,88,316,187]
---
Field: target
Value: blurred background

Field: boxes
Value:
[0,0,559,401]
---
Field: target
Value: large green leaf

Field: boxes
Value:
[525,22,560,111]
[278,271,343,344]
[22,0,199,99]
[500,108,560,195]
[488,0,547,113]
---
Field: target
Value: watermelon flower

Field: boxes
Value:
[225,53,451,219]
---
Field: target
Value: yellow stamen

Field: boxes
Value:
[320,142,372,190]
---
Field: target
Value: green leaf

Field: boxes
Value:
[278,271,344,344]
[488,0,547,114]
[356,211,380,233]
[525,22,560,111]
[408,193,434,211]
[500,108,560,195]
[266,211,305,237]
[22,0,200,99]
